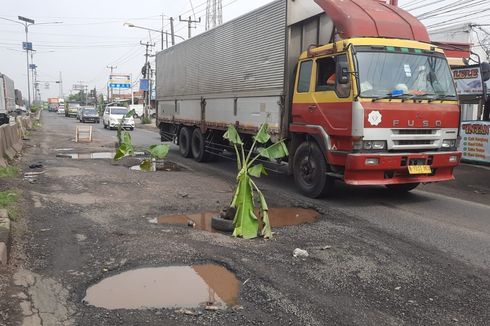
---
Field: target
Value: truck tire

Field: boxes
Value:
[293,141,334,198]
[179,127,192,158]
[191,129,207,162]
[385,183,419,192]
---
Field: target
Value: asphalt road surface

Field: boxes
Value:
[118,116,490,271]
[1,112,488,326]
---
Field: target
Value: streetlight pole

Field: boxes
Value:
[0,16,62,109]
[24,23,31,109]
[124,22,186,49]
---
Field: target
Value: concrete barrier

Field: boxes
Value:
[0,116,33,167]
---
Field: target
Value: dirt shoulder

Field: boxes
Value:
[1,113,489,325]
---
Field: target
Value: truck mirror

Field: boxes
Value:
[481,62,490,82]
[336,61,350,85]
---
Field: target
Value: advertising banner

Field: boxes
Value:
[459,120,490,164]
[453,66,484,95]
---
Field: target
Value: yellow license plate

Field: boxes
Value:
[408,165,431,174]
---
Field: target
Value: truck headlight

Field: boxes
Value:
[363,140,386,150]
[442,139,456,148]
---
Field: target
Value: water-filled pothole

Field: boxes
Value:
[130,161,181,172]
[57,152,144,159]
[152,207,319,231]
[83,264,239,310]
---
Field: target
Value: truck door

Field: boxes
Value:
[311,54,353,138]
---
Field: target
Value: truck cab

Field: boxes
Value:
[290,38,460,197]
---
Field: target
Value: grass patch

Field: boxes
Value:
[0,166,18,178]
[0,190,18,220]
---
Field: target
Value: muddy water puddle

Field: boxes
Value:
[130,161,181,172]
[152,208,319,232]
[83,264,239,310]
[57,152,145,159]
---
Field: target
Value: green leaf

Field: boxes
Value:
[232,174,258,239]
[122,132,134,155]
[259,140,288,160]
[114,143,128,160]
[254,123,270,144]
[148,144,169,159]
[248,164,268,178]
[139,159,153,171]
[257,190,272,238]
[223,125,243,145]
[125,109,136,118]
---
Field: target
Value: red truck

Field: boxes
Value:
[155,0,461,197]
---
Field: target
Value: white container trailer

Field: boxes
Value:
[155,0,333,139]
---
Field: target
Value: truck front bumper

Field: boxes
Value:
[343,151,461,185]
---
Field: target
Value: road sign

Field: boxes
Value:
[29,64,37,69]
[18,16,35,24]
[139,79,149,91]
[109,83,131,89]
[22,42,33,51]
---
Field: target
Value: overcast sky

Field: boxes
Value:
[0,0,488,101]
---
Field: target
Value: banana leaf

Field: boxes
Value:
[232,173,258,239]
[148,144,170,159]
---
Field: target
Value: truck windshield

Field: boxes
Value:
[356,51,457,100]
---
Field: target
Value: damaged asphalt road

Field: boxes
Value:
[0,113,489,325]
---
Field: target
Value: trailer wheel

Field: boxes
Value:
[293,141,334,198]
[179,127,192,158]
[385,183,419,192]
[191,129,207,162]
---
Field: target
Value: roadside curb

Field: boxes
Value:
[0,209,10,265]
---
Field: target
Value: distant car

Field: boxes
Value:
[66,103,80,117]
[102,107,134,130]
[80,107,100,123]
[57,107,65,115]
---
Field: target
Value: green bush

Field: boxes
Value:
[141,116,152,124]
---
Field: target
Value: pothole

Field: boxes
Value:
[130,161,181,172]
[152,207,319,232]
[83,264,239,310]
[56,152,145,159]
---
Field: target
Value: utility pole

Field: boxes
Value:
[170,17,175,46]
[179,16,201,39]
[205,0,223,31]
[161,13,165,51]
[106,65,117,104]
[58,71,63,99]
[140,41,155,119]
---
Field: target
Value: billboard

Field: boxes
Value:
[459,121,490,164]
[452,65,484,95]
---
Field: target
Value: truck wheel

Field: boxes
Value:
[191,129,207,162]
[179,127,192,158]
[293,141,334,198]
[385,183,419,192]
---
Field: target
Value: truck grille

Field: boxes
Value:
[392,129,435,135]
[390,129,441,150]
